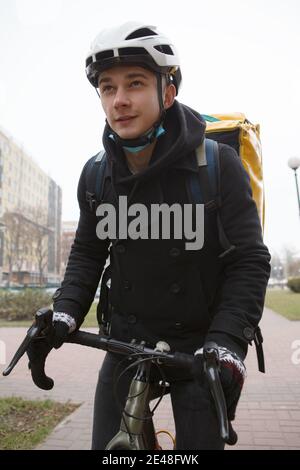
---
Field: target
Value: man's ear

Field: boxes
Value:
[164,83,176,110]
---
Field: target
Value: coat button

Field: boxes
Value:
[116,244,125,253]
[124,280,132,291]
[170,283,181,294]
[169,247,180,257]
[175,322,182,330]
[127,314,137,324]
[52,289,61,300]
[243,327,254,341]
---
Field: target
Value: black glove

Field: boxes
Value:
[51,320,70,349]
[51,311,77,349]
[194,344,246,421]
[26,309,77,389]
[218,347,246,421]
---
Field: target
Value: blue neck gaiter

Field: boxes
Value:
[109,125,166,154]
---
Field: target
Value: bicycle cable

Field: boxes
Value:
[112,352,169,438]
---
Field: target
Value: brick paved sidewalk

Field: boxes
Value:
[0,307,300,450]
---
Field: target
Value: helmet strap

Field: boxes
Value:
[108,118,166,153]
[122,124,165,153]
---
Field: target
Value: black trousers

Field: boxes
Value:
[91,352,224,450]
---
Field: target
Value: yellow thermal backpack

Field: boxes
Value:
[203,113,264,227]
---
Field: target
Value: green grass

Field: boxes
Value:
[81,302,98,328]
[0,397,79,450]
[0,302,99,328]
[265,288,300,320]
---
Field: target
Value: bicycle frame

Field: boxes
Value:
[106,360,167,450]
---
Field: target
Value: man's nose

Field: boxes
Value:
[113,87,130,108]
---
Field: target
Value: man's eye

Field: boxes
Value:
[130,81,143,87]
[102,85,113,93]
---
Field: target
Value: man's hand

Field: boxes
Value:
[218,347,246,421]
[194,344,246,421]
[51,312,77,349]
[26,310,77,367]
[26,309,77,389]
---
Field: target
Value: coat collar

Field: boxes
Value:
[172,150,200,173]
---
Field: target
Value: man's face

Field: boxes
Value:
[98,65,162,140]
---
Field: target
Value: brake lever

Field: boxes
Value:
[2,307,53,377]
[203,341,230,443]
[2,324,40,376]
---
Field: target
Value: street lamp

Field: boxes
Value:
[288,157,300,218]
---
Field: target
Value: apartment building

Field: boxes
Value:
[48,179,62,284]
[0,127,62,285]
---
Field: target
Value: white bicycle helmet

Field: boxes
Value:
[86,21,182,94]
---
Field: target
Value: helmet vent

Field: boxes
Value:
[95,50,114,62]
[125,28,158,40]
[119,47,148,56]
[154,45,174,56]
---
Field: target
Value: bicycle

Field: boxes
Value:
[3,308,237,450]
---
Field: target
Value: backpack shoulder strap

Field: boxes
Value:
[189,139,236,258]
[198,138,219,205]
[85,150,107,212]
[189,138,219,206]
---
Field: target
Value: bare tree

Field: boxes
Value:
[25,206,52,286]
[1,211,29,286]
[61,231,75,276]
[270,251,284,280]
[282,246,300,278]
[1,205,53,286]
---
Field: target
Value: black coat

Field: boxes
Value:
[53,101,271,359]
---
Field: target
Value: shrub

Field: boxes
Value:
[0,289,52,321]
[287,277,300,293]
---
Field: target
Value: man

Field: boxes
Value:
[46,22,271,449]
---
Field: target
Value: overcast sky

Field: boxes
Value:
[1,0,300,257]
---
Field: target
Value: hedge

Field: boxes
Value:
[0,289,52,321]
[287,277,300,293]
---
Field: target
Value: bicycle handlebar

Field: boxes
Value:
[2,309,237,445]
[66,330,196,368]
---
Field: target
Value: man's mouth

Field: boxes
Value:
[116,116,136,122]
